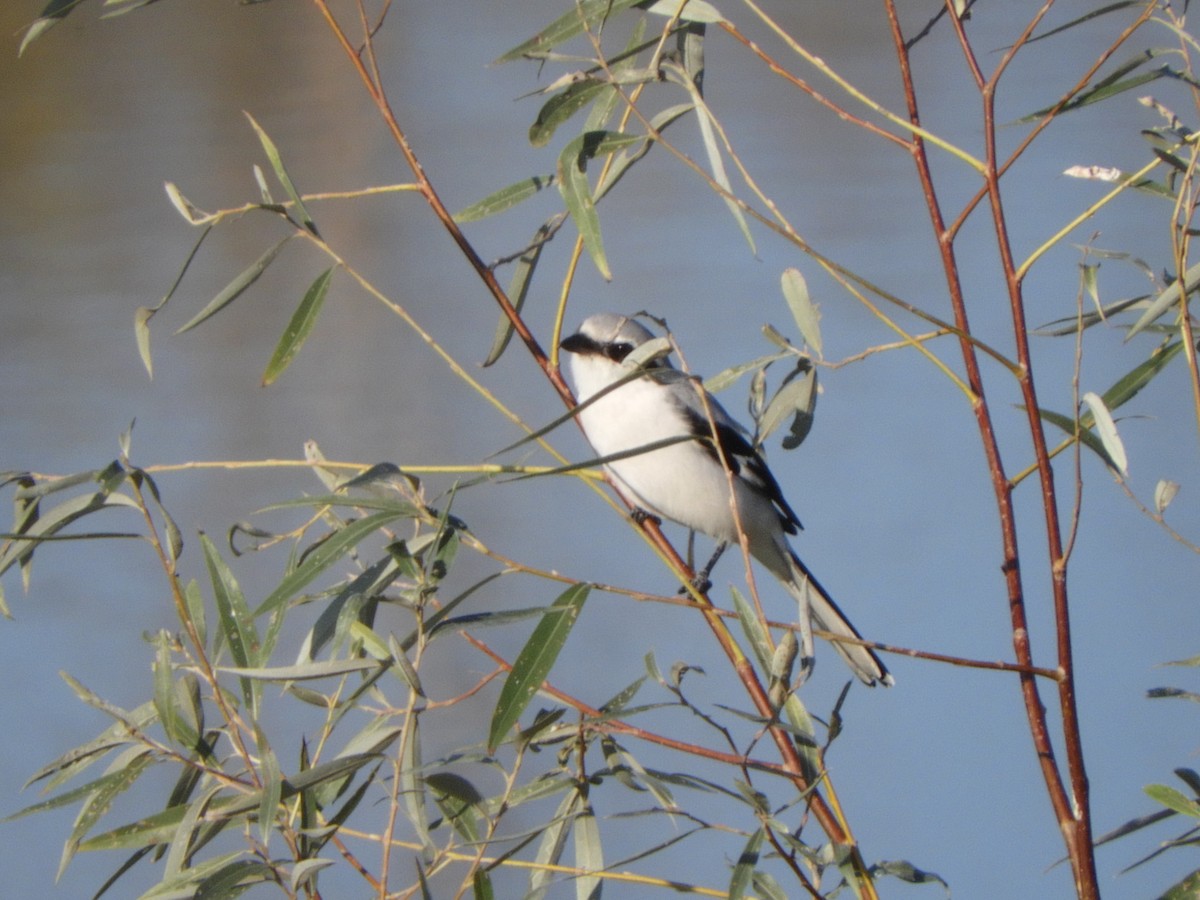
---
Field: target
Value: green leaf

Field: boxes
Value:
[1155,479,1181,514]
[494,0,644,64]
[134,305,155,379]
[729,828,764,899]
[291,858,335,892]
[201,535,260,672]
[153,632,193,749]
[201,534,262,714]
[174,236,293,335]
[473,869,496,900]
[254,509,413,617]
[262,267,335,386]
[531,79,611,147]
[1038,407,1120,472]
[22,699,158,793]
[1021,49,1179,121]
[1081,391,1127,476]
[758,365,817,450]
[1103,339,1185,412]
[557,132,639,282]
[781,268,822,356]
[642,0,727,23]
[1145,783,1200,819]
[454,175,555,223]
[18,0,77,56]
[1159,870,1200,900]
[255,724,282,846]
[59,750,155,879]
[489,584,589,751]
[221,658,384,681]
[1127,260,1200,340]
[528,789,581,900]
[245,112,319,236]
[663,59,755,254]
[573,802,603,900]
[194,858,273,898]
[482,220,551,367]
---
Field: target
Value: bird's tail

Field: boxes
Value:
[783,551,893,687]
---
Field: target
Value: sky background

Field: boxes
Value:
[1,1,1198,897]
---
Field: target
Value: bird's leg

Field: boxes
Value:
[679,540,727,595]
[630,507,661,527]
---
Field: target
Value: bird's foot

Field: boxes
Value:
[630,507,661,527]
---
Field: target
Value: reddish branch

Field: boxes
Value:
[878,2,1160,897]
[308,0,878,890]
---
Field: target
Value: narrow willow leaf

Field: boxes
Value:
[291,858,335,892]
[1145,783,1200,818]
[642,0,727,23]
[1038,407,1120,472]
[194,858,273,898]
[1082,391,1128,476]
[200,533,261,717]
[473,869,495,900]
[494,0,644,64]
[262,267,335,385]
[530,79,610,147]
[1127,260,1200,340]
[427,772,485,843]
[174,236,293,335]
[22,699,158,793]
[758,366,817,450]
[221,658,383,681]
[245,112,319,236]
[254,509,412,617]
[163,181,210,224]
[19,0,76,56]
[1102,340,1185,412]
[729,587,773,674]
[781,267,822,356]
[489,584,589,751]
[145,850,248,900]
[703,353,786,394]
[255,724,282,846]
[595,102,693,201]
[1155,479,1181,514]
[162,783,225,881]
[528,789,581,899]
[556,132,638,282]
[871,859,951,892]
[59,750,155,879]
[153,632,183,747]
[482,220,551,367]
[454,174,555,223]
[134,306,155,379]
[1021,48,1174,121]
[0,485,137,580]
[201,534,259,668]
[400,715,433,853]
[1026,2,1141,45]
[573,803,603,900]
[729,828,764,900]
[559,140,610,281]
[665,61,755,254]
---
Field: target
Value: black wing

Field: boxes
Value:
[679,400,804,535]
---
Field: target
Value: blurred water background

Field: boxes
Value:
[2,1,1198,896]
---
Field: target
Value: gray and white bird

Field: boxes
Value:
[560,312,891,687]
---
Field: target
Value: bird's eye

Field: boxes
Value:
[605,342,634,362]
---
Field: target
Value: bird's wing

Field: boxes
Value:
[673,384,804,535]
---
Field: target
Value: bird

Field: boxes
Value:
[559,312,891,687]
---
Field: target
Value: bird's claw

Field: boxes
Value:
[630,507,662,527]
